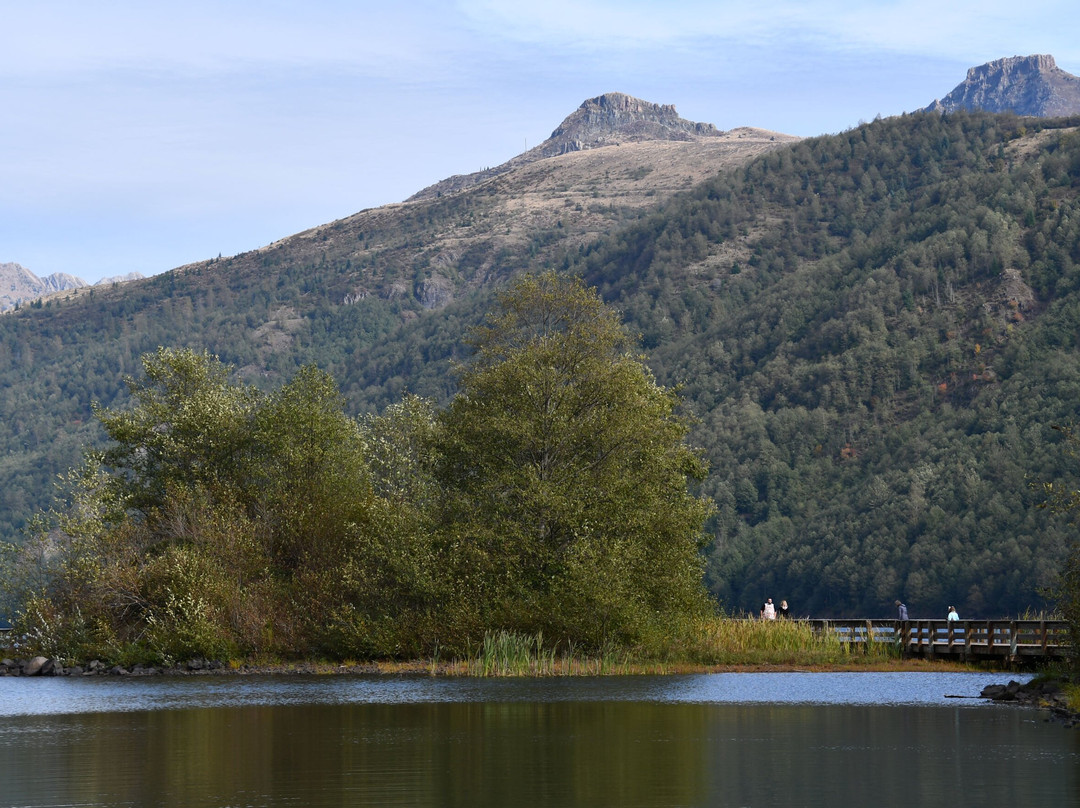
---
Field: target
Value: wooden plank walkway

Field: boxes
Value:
[807,619,1070,661]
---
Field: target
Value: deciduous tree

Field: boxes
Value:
[438,272,712,647]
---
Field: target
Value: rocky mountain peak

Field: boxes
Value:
[0,263,144,312]
[408,92,724,202]
[1,262,86,312]
[925,54,1080,117]
[540,92,722,157]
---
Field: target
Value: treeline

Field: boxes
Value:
[3,275,711,663]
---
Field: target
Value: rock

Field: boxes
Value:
[0,262,88,312]
[23,656,49,676]
[417,276,454,310]
[925,54,1080,117]
[108,665,129,676]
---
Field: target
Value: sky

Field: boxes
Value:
[3,1,1079,284]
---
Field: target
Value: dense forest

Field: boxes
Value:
[3,110,1080,621]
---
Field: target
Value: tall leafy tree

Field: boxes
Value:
[438,272,713,647]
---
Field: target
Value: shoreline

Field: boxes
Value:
[0,654,1013,678]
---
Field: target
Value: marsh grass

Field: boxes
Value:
[456,619,901,676]
[461,630,647,676]
[669,617,901,667]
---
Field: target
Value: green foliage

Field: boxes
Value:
[6,279,713,661]
[438,273,713,648]
[1037,424,1080,666]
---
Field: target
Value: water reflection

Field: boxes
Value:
[1,674,1075,807]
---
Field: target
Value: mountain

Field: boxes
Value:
[409,92,791,201]
[925,54,1080,116]
[0,264,145,312]
[97,272,146,285]
[3,93,1080,620]
[0,262,86,311]
[0,92,794,546]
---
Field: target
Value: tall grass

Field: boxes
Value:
[463,630,645,676]
[670,617,902,667]
[467,630,557,676]
[459,619,901,676]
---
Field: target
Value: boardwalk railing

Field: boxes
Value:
[807,619,1070,660]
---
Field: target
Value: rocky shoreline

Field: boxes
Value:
[1,655,395,677]
[1,655,231,677]
[980,679,1078,727]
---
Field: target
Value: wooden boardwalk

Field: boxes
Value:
[807,619,1071,661]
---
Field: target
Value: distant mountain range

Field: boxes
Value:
[0,263,144,312]
[926,54,1080,116]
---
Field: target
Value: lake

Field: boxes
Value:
[1,672,1075,807]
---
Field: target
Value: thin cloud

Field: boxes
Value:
[460,0,1080,64]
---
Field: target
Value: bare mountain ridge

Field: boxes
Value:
[408,92,779,202]
[0,262,86,312]
[925,54,1080,117]
[0,263,145,312]
[169,98,797,330]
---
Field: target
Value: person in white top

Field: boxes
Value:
[947,606,959,621]
[761,598,776,620]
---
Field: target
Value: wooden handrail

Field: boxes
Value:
[801,618,1069,659]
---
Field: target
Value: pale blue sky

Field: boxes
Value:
[2,1,1077,283]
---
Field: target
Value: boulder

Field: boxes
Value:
[23,656,48,676]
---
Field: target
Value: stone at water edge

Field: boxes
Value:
[23,656,49,675]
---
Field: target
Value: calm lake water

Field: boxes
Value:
[1,672,1075,807]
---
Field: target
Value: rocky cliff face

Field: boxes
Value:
[538,92,722,157]
[409,92,726,202]
[925,54,1080,117]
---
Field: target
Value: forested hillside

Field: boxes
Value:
[578,111,1080,618]
[0,131,786,544]
[4,110,1080,620]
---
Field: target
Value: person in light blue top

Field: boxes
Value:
[895,600,908,620]
[947,606,959,621]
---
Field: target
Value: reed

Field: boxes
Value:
[674,617,901,666]
[462,631,646,676]
[459,618,902,676]
[466,630,558,676]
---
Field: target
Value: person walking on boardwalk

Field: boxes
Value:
[778,600,790,619]
[895,600,908,621]
[947,606,959,622]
